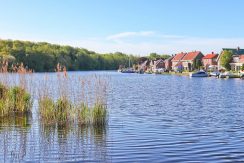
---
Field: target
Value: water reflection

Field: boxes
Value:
[0,114,31,162]
[39,123,109,162]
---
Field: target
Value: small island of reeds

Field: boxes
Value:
[0,62,109,127]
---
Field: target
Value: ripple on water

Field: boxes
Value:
[1,72,244,162]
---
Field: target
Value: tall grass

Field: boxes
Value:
[0,61,109,126]
[0,62,33,117]
[38,64,109,126]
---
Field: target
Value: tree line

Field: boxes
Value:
[0,39,140,72]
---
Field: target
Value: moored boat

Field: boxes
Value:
[209,71,220,77]
[121,68,135,73]
[219,72,234,78]
[190,70,208,77]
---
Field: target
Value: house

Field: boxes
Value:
[230,55,244,71]
[171,52,187,71]
[164,56,174,71]
[150,59,165,72]
[217,47,244,70]
[202,52,218,70]
[138,58,150,72]
[180,51,204,71]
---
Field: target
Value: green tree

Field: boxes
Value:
[220,50,233,70]
[195,59,202,70]
[149,53,160,60]
[242,64,244,71]
[0,39,140,72]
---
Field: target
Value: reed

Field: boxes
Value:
[0,61,33,117]
[0,84,32,117]
[38,64,109,126]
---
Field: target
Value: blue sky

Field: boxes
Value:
[0,0,244,55]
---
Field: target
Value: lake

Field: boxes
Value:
[1,71,244,162]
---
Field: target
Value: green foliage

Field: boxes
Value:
[193,59,202,70]
[148,53,171,60]
[149,53,161,60]
[77,103,107,126]
[39,97,72,124]
[55,98,72,123]
[39,98,107,126]
[0,39,139,72]
[7,86,32,114]
[220,50,233,70]
[39,97,56,123]
[242,64,244,71]
[92,104,107,126]
[77,103,90,124]
[0,84,32,117]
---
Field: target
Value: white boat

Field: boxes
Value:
[190,70,208,77]
[219,72,234,78]
[209,71,220,77]
[121,68,135,73]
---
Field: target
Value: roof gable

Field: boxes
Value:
[154,59,164,66]
[182,51,202,61]
[239,55,244,63]
[172,52,186,61]
[203,53,218,59]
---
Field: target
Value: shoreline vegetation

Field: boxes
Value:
[0,39,171,72]
[0,62,109,127]
[39,64,108,126]
[0,39,139,72]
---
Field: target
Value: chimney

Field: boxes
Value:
[212,52,214,54]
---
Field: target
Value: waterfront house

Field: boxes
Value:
[138,58,150,72]
[172,52,187,71]
[164,56,174,71]
[180,51,204,71]
[217,47,244,70]
[202,52,218,71]
[150,59,165,72]
[229,55,244,71]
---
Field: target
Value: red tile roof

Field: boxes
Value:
[203,53,218,59]
[172,52,186,61]
[240,55,244,63]
[182,51,202,61]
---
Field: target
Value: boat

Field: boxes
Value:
[190,70,208,77]
[209,71,220,77]
[219,72,234,78]
[119,57,135,73]
[121,68,135,73]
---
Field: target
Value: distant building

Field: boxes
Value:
[164,56,174,71]
[180,51,204,71]
[138,59,150,71]
[150,59,165,72]
[217,47,244,70]
[202,52,218,71]
[230,55,244,71]
[172,52,187,71]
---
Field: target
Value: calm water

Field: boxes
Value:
[1,71,244,162]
